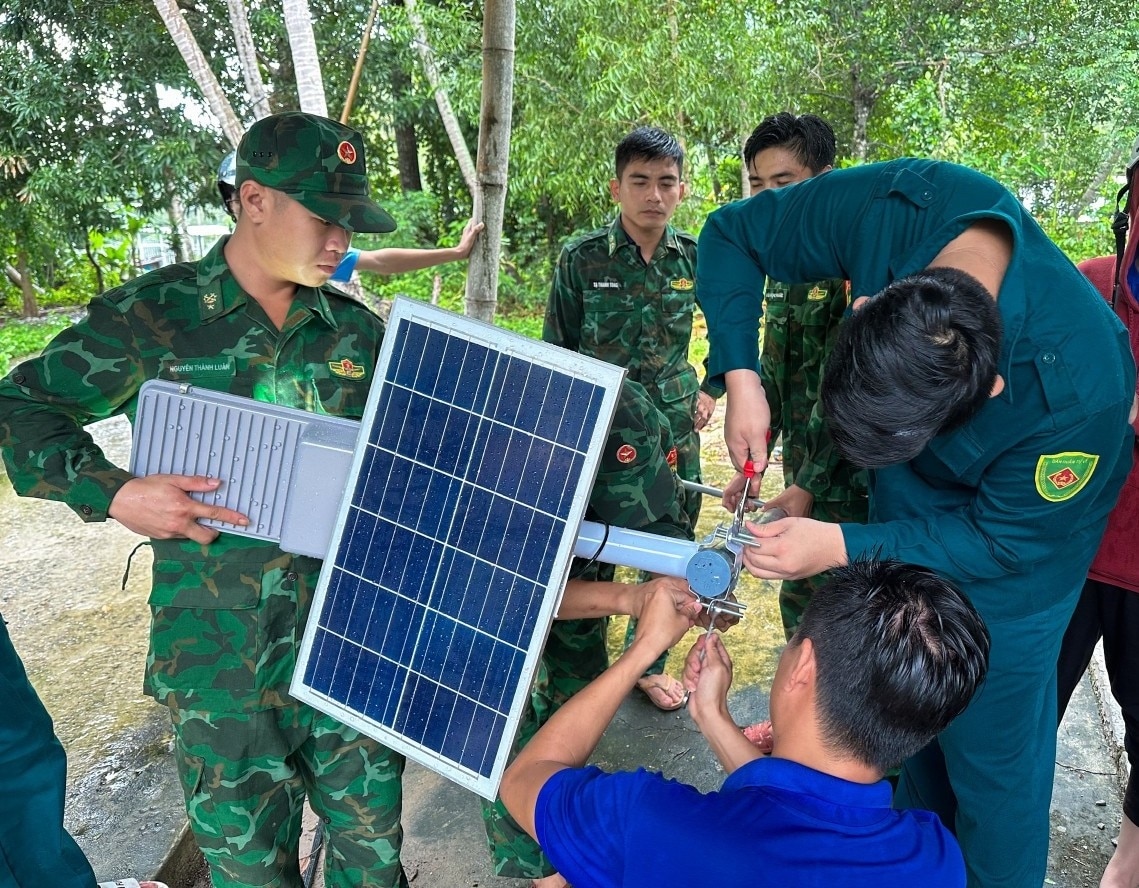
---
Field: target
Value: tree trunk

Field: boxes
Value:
[391,66,423,192]
[850,75,874,163]
[165,193,190,263]
[82,236,106,295]
[15,251,38,318]
[1077,145,1126,217]
[152,0,244,147]
[404,0,478,198]
[282,0,329,116]
[226,0,271,120]
[464,0,515,322]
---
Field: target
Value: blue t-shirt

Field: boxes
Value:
[535,757,964,888]
[331,249,361,283]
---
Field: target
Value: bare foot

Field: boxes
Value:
[635,673,688,711]
[532,874,569,888]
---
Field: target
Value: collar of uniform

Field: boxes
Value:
[606,213,680,259]
[195,235,340,330]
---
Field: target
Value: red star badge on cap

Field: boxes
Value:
[337,141,357,164]
[616,444,637,464]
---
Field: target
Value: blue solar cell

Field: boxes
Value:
[452,340,492,413]
[534,371,574,443]
[346,648,380,714]
[389,319,428,390]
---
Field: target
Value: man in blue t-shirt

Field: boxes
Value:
[500,559,990,888]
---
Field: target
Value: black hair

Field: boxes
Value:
[821,267,1002,468]
[615,126,685,179]
[795,559,990,772]
[744,112,835,174]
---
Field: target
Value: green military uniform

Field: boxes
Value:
[698,158,1135,887]
[481,380,692,879]
[543,214,710,526]
[0,236,407,888]
[761,277,868,638]
[541,214,707,721]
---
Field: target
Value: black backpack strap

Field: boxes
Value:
[1111,177,1132,309]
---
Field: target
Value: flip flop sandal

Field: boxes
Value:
[635,674,689,712]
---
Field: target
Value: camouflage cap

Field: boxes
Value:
[235,111,396,234]
[589,380,684,527]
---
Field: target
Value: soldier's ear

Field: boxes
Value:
[238,180,271,222]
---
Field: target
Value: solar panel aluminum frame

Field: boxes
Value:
[291,297,624,800]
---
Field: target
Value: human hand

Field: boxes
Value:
[722,369,770,481]
[455,219,485,258]
[682,632,733,726]
[109,474,249,545]
[739,516,847,581]
[693,391,716,431]
[632,580,701,654]
[631,576,702,623]
[762,483,814,519]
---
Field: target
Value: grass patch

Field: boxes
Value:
[0,313,75,375]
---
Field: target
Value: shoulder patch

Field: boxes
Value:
[1034,452,1099,502]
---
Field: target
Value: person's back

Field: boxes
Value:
[507,559,991,888]
[537,756,963,888]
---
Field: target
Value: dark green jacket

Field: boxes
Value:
[698,159,1135,620]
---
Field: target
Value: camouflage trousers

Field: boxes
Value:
[480,611,611,878]
[778,496,869,640]
[170,702,407,888]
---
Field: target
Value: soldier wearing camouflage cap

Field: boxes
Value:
[0,112,411,888]
[481,379,695,883]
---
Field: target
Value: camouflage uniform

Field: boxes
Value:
[0,114,408,888]
[543,214,711,526]
[542,215,708,687]
[761,277,868,638]
[481,380,691,879]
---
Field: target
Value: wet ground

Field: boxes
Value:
[0,410,1126,887]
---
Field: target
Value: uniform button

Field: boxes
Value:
[12,373,24,384]
[286,571,298,581]
[80,504,93,516]
[1042,351,1056,364]
[921,190,933,201]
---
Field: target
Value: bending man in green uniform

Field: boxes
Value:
[542,125,716,718]
[697,158,1136,887]
[0,113,411,888]
[745,111,868,639]
[481,379,697,888]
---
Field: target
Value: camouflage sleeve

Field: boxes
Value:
[0,296,142,521]
[542,246,583,350]
[759,315,785,447]
[791,281,849,496]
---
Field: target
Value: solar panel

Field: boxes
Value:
[291,298,623,799]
